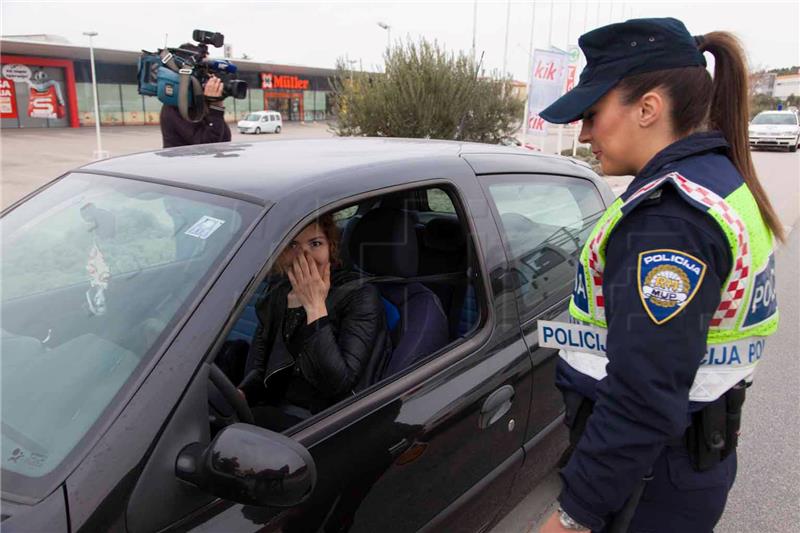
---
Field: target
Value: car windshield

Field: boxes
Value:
[751,113,798,125]
[1,173,258,479]
[245,113,262,121]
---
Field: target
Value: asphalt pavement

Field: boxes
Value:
[492,149,800,533]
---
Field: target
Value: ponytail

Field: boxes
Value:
[618,32,785,242]
[698,32,785,242]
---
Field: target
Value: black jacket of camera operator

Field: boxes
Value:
[159,41,232,148]
[160,99,231,148]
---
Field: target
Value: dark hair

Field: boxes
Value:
[617,32,784,242]
[273,212,342,275]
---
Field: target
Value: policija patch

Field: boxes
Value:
[638,249,707,325]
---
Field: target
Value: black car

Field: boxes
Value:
[0,138,614,532]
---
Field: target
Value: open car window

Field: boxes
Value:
[213,184,485,434]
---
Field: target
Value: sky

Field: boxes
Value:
[2,0,798,81]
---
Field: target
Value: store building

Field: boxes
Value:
[1,36,337,129]
[773,72,800,99]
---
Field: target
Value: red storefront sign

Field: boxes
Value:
[28,84,65,119]
[0,54,79,127]
[0,77,17,119]
[261,72,309,90]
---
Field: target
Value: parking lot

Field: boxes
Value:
[0,121,335,209]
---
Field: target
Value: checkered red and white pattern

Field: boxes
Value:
[667,173,751,328]
[585,213,619,322]
[584,173,750,329]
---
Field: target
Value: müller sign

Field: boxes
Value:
[261,73,310,90]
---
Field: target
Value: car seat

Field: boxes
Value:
[348,207,449,379]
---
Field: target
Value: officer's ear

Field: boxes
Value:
[636,90,665,129]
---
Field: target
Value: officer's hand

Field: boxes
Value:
[204,76,224,99]
[539,511,589,533]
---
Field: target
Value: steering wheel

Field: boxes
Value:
[208,363,255,425]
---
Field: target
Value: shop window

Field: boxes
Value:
[97,84,123,126]
[144,95,162,125]
[120,84,145,125]
[76,82,96,126]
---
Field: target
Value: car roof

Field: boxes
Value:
[78,137,601,206]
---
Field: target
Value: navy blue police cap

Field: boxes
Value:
[540,17,706,124]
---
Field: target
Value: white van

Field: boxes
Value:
[237,111,282,134]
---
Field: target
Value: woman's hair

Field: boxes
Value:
[272,212,342,275]
[616,32,784,242]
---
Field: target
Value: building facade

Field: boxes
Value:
[773,73,800,99]
[1,38,338,129]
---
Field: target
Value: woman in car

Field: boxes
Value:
[238,213,391,431]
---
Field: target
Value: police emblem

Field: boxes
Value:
[638,249,707,324]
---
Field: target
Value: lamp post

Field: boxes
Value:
[83,31,108,160]
[377,21,392,51]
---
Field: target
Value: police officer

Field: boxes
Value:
[536,18,782,533]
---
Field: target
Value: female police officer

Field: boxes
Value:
[536,18,782,533]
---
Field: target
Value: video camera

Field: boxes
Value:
[138,30,248,122]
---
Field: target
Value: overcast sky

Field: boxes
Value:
[2,1,798,80]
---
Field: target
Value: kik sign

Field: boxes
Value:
[526,49,569,136]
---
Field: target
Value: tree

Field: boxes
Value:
[330,39,523,143]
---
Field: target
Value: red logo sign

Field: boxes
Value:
[565,65,577,92]
[528,114,546,132]
[261,72,309,90]
[534,61,558,81]
[28,84,65,120]
[0,78,17,119]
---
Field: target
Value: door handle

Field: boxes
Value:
[479,385,515,429]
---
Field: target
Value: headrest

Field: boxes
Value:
[348,207,419,277]
[422,218,466,252]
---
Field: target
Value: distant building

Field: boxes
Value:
[1,36,337,129]
[751,72,776,96]
[773,72,800,99]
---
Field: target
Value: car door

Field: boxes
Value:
[119,174,532,533]
[478,171,611,506]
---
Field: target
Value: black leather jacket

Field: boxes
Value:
[239,271,391,412]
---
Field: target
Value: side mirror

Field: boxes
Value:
[175,423,316,507]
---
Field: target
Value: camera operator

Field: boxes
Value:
[159,46,231,148]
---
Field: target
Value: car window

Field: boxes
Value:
[213,185,484,435]
[486,176,605,318]
[751,113,798,125]
[426,188,456,214]
[245,113,260,121]
[1,173,259,478]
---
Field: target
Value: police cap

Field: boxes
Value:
[540,17,706,124]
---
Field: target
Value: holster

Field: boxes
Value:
[685,381,748,471]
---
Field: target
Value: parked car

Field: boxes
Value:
[0,138,614,533]
[237,111,282,134]
[748,110,800,152]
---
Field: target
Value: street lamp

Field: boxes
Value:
[377,21,392,51]
[83,31,108,160]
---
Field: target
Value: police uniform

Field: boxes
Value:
[538,19,779,533]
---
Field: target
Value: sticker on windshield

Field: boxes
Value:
[185,216,225,240]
